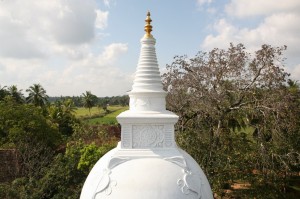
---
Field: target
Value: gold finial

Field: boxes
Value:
[144,11,153,38]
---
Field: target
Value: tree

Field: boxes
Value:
[0,85,8,100]
[8,85,25,104]
[81,91,97,115]
[48,98,78,136]
[162,43,300,197]
[0,98,61,177]
[63,98,77,114]
[26,83,49,107]
[0,134,115,199]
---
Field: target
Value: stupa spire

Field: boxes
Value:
[144,11,153,38]
[80,11,213,199]
[129,11,166,111]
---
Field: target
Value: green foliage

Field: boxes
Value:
[81,91,97,115]
[0,98,62,177]
[75,107,105,118]
[78,143,114,173]
[48,95,129,107]
[72,122,120,146]
[48,99,79,136]
[0,84,121,199]
[97,95,129,107]
[7,85,25,104]
[0,97,61,148]
[86,106,128,125]
[33,141,90,199]
[73,105,128,125]
[0,141,115,199]
[26,84,49,107]
[0,85,9,100]
[164,44,300,198]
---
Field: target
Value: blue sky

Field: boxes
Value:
[0,0,299,96]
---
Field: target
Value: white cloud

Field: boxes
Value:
[100,43,128,64]
[96,10,109,29]
[0,0,109,59]
[0,0,132,96]
[49,0,98,45]
[290,64,300,80]
[202,12,300,52]
[103,0,115,8]
[226,0,300,18]
[202,19,238,50]
[0,17,44,59]
[44,43,131,96]
[0,58,49,88]
[202,16,300,74]
[207,7,217,14]
[0,42,131,96]
[197,0,213,6]
[202,1,300,80]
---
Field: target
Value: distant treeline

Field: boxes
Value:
[48,95,129,107]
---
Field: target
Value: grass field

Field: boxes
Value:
[87,107,128,125]
[75,106,125,117]
[75,106,128,125]
[75,107,104,117]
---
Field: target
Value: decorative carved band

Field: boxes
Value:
[121,125,131,148]
[132,125,164,148]
[164,124,174,147]
[121,124,175,149]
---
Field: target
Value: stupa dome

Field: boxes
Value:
[80,11,213,199]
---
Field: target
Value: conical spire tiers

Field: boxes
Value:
[131,38,164,94]
[144,11,153,38]
[80,11,214,199]
[128,11,166,112]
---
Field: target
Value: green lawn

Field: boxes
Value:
[74,106,128,125]
[87,106,128,125]
[75,107,104,118]
[75,106,125,118]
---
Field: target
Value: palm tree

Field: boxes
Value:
[26,84,49,107]
[62,98,77,114]
[81,91,96,115]
[8,85,25,103]
[48,98,77,136]
[0,85,8,100]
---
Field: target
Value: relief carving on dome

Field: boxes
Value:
[164,156,202,198]
[93,157,130,198]
[93,169,117,199]
[132,125,164,148]
[164,156,187,168]
[177,169,202,199]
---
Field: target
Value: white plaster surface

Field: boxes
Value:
[81,143,213,199]
[80,19,213,198]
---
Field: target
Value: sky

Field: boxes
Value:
[0,0,300,97]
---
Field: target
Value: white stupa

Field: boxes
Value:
[80,12,213,199]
